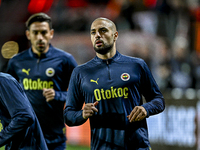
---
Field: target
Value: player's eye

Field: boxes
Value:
[41,31,47,35]
[33,31,38,35]
[91,31,95,35]
[100,28,108,33]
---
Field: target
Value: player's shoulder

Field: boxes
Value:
[51,46,73,58]
[51,47,77,67]
[74,58,96,72]
[8,50,29,67]
[0,72,16,83]
[120,53,146,65]
[71,59,97,79]
[10,49,29,61]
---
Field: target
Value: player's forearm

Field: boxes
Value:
[64,109,87,126]
[0,114,34,146]
[54,91,68,102]
[142,97,165,117]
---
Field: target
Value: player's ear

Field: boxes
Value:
[50,29,54,39]
[26,30,30,40]
[114,31,118,41]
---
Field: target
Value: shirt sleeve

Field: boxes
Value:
[0,76,34,146]
[54,91,68,101]
[64,69,87,126]
[6,58,19,81]
[54,54,78,102]
[139,60,165,117]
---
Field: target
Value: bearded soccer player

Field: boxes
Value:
[64,17,165,150]
[7,13,77,150]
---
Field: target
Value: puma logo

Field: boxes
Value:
[90,78,99,85]
[22,68,30,75]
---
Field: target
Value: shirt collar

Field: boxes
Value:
[94,51,121,63]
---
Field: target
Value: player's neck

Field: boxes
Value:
[97,49,116,60]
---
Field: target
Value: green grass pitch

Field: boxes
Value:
[0,145,90,150]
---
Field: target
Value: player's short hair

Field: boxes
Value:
[26,13,52,30]
[92,17,117,32]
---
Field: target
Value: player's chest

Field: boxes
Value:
[81,63,141,93]
[15,58,63,79]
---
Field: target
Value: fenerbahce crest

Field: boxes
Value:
[121,73,130,81]
[46,68,55,77]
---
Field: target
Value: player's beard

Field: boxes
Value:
[35,41,47,53]
[94,42,114,55]
[36,47,45,53]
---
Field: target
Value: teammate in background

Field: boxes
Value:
[0,72,48,150]
[7,13,77,150]
[64,17,165,150]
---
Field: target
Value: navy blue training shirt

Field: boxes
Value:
[7,45,77,145]
[64,51,165,150]
[0,72,48,150]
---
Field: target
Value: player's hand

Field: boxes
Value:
[82,101,99,119]
[43,88,55,102]
[127,106,147,122]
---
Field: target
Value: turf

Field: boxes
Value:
[0,145,90,150]
[67,145,90,150]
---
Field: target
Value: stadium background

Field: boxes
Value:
[0,0,200,149]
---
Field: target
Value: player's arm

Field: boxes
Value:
[0,76,34,146]
[44,54,78,102]
[139,60,165,118]
[64,69,90,126]
[6,58,19,81]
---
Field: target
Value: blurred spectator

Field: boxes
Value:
[132,10,158,35]
[156,0,191,42]
[191,51,200,89]
[120,0,147,30]
[170,36,193,89]
[151,37,172,90]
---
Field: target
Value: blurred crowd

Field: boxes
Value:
[1,0,200,92]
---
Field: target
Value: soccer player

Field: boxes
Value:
[7,13,77,150]
[0,72,48,149]
[64,17,165,150]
